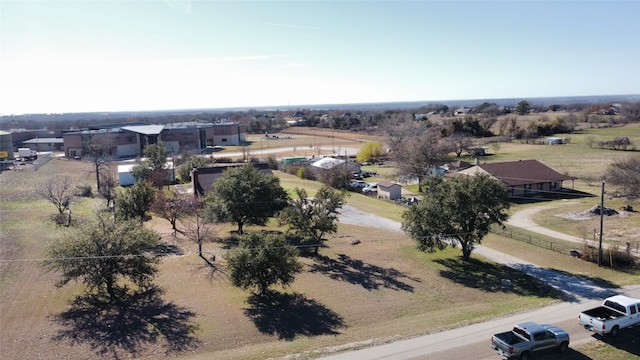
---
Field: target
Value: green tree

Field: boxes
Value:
[516,100,531,115]
[203,164,289,234]
[279,186,347,254]
[224,231,302,295]
[176,155,211,183]
[115,181,156,222]
[356,141,385,163]
[131,143,169,187]
[605,154,640,200]
[43,213,160,304]
[402,174,510,261]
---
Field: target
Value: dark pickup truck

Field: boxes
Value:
[490,322,570,360]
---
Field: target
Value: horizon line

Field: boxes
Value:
[2,93,639,117]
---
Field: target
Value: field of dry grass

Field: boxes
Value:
[1,122,639,359]
[0,158,561,360]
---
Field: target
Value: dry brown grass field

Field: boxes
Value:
[1,122,639,359]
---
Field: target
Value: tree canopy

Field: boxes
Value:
[44,213,160,304]
[279,186,347,254]
[224,231,302,295]
[115,181,156,222]
[203,164,289,234]
[402,174,510,261]
[356,141,385,163]
[131,142,169,187]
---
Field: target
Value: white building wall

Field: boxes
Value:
[117,144,139,158]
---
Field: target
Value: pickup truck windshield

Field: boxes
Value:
[513,327,529,340]
[603,300,626,314]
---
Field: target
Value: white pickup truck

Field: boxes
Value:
[578,295,640,337]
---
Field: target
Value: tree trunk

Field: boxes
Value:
[461,242,472,261]
[106,278,116,304]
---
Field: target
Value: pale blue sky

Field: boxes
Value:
[1,0,639,114]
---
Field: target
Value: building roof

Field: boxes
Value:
[472,159,575,186]
[378,181,401,189]
[192,163,273,196]
[122,125,164,135]
[310,157,345,169]
[22,137,64,144]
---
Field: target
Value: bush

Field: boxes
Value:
[582,244,637,269]
[75,184,93,197]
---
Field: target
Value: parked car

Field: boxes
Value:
[362,183,378,193]
[490,322,569,360]
[349,180,367,189]
[578,295,640,337]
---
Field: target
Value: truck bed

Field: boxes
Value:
[582,306,625,321]
[493,331,526,346]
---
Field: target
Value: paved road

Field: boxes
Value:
[324,204,639,359]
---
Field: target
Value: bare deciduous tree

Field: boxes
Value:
[150,190,188,236]
[97,164,117,209]
[606,154,640,200]
[39,176,74,214]
[448,133,473,158]
[181,200,218,265]
[83,135,115,191]
[386,121,452,192]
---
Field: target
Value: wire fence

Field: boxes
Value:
[491,225,640,258]
[492,226,578,256]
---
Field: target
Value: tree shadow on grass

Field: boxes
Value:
[244,290,345,340]
[593,325,640,357]
[51,286,200,358]
[434,257,565,300]
[510,264,620,300]
[308,253,421,292]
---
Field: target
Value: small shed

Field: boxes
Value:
[377,181,402,200]
[546,137,565,145]
[118,164,137,186]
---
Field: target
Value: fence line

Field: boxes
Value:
[491,226,639,257]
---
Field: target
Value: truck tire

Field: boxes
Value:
[609,325,619,337]
[518,351,530,360]
[557,341,569,353]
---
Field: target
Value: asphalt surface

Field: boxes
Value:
[322,204,640,360]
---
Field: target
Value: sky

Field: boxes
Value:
[1,0,639,115]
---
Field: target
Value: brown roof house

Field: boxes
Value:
[191,162,273,198]
[456,159,575,198]
[377,181,402,200]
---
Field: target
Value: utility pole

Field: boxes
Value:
[598,179,605,267]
